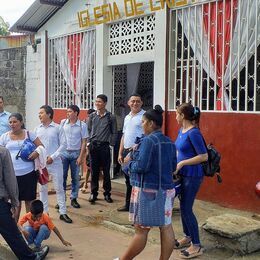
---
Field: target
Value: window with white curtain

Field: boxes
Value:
[168,0,260,112]
[48,30,96,109]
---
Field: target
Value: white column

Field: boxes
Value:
[25,30,47,131]
[153,9,167,109]
[95,24,113,111]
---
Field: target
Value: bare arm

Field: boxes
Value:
[118,134,124,164]
[77,138,87,165]
[176,154,208,173]
[53,227,72,246]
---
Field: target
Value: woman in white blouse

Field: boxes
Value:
[0,113,43,222]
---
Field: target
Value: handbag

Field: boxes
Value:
[38,167,49,185]
[138,136,166,227]
[15,131,36,162]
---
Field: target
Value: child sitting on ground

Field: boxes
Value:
[18,199,72,250]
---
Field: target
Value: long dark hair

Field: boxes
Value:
[177,103,201,127]
[143,105,164,128]
[9,113,25,129]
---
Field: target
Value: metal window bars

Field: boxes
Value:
[48,30,96,109]
[168,0,260,113]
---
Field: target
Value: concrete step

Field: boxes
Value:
[203,214,260,254]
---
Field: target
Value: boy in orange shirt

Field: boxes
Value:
[19,200,71,250]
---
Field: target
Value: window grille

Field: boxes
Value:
[109,15,155,56]
[48,30,96,109]
[168,0,260,112]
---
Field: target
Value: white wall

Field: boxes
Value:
[26,0,167,124]
[25,43,44,131]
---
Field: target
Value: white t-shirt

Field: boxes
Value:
[0,130,37,176]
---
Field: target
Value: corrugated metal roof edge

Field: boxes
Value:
[10,0,68,33]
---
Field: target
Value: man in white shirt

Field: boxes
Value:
[61,105,88,209]
[0,96,11,136]
[35,105,72,223]
[117,94,145,212]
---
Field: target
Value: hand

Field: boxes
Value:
[11,207,17,219]
[175,161,184,173]
[123,155,131,164]
[28,151,39,160]
[46,156,53,165]
[76,157,83,166]
[118,154,124,164]
[62,240,72,246]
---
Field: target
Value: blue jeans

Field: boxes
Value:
[180,175,203,245]
[62,150,81,199]
[24,224,50,248]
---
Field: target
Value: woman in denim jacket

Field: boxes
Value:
[174,103,208,259]
[119,105,177,260]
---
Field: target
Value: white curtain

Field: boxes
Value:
[76,30,96,106]
[224,0,260,87]
[54,37,75,95]
[178,0,259,110]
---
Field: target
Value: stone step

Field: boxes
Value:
[202,214,260,255]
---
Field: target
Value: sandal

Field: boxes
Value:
[180,246,203,259]
[174,239,191,249]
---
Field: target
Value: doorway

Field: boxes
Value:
[111,62,154,178]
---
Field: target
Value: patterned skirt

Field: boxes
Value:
[129,186,175,227]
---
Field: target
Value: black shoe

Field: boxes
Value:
[55,204,59,210]
[34,245,49,260]
[71,198,81,208]
[117,205,129,212]
[88,194,97,204]
[60,214,73,223]
[104,195,113,203]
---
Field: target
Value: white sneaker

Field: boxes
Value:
[113,258,120,260]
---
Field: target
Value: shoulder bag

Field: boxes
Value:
[137,135,166,226]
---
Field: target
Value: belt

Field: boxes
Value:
[92,141,109,146]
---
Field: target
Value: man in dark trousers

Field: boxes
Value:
[117,94,145,211]
[88,94,117,204]
[0,146,49,259]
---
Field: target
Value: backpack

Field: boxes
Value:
[188,135,222,183]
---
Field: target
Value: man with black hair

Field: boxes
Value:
[88,94,117,204]
[19,199,71,251]
[117,94,145,212]
[35,105,72,223]
[61,105,88,208]
[0,146,49,259]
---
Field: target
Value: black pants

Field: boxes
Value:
[89,142,111,197]
[0,200,36,260]
[122,148,132,208]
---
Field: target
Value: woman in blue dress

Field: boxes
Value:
[174,103,208,259]
[119,105,177,260]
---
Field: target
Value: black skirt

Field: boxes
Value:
[16,170,38,201]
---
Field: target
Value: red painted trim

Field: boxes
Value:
[166,111,260,213]
[53,108,88,123]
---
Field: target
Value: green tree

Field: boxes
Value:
[0,16,10,36]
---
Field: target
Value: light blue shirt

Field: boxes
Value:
[123,109,145,148]
[34,121,67,161]
[61,119,89,150]
[0,111,11,136]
